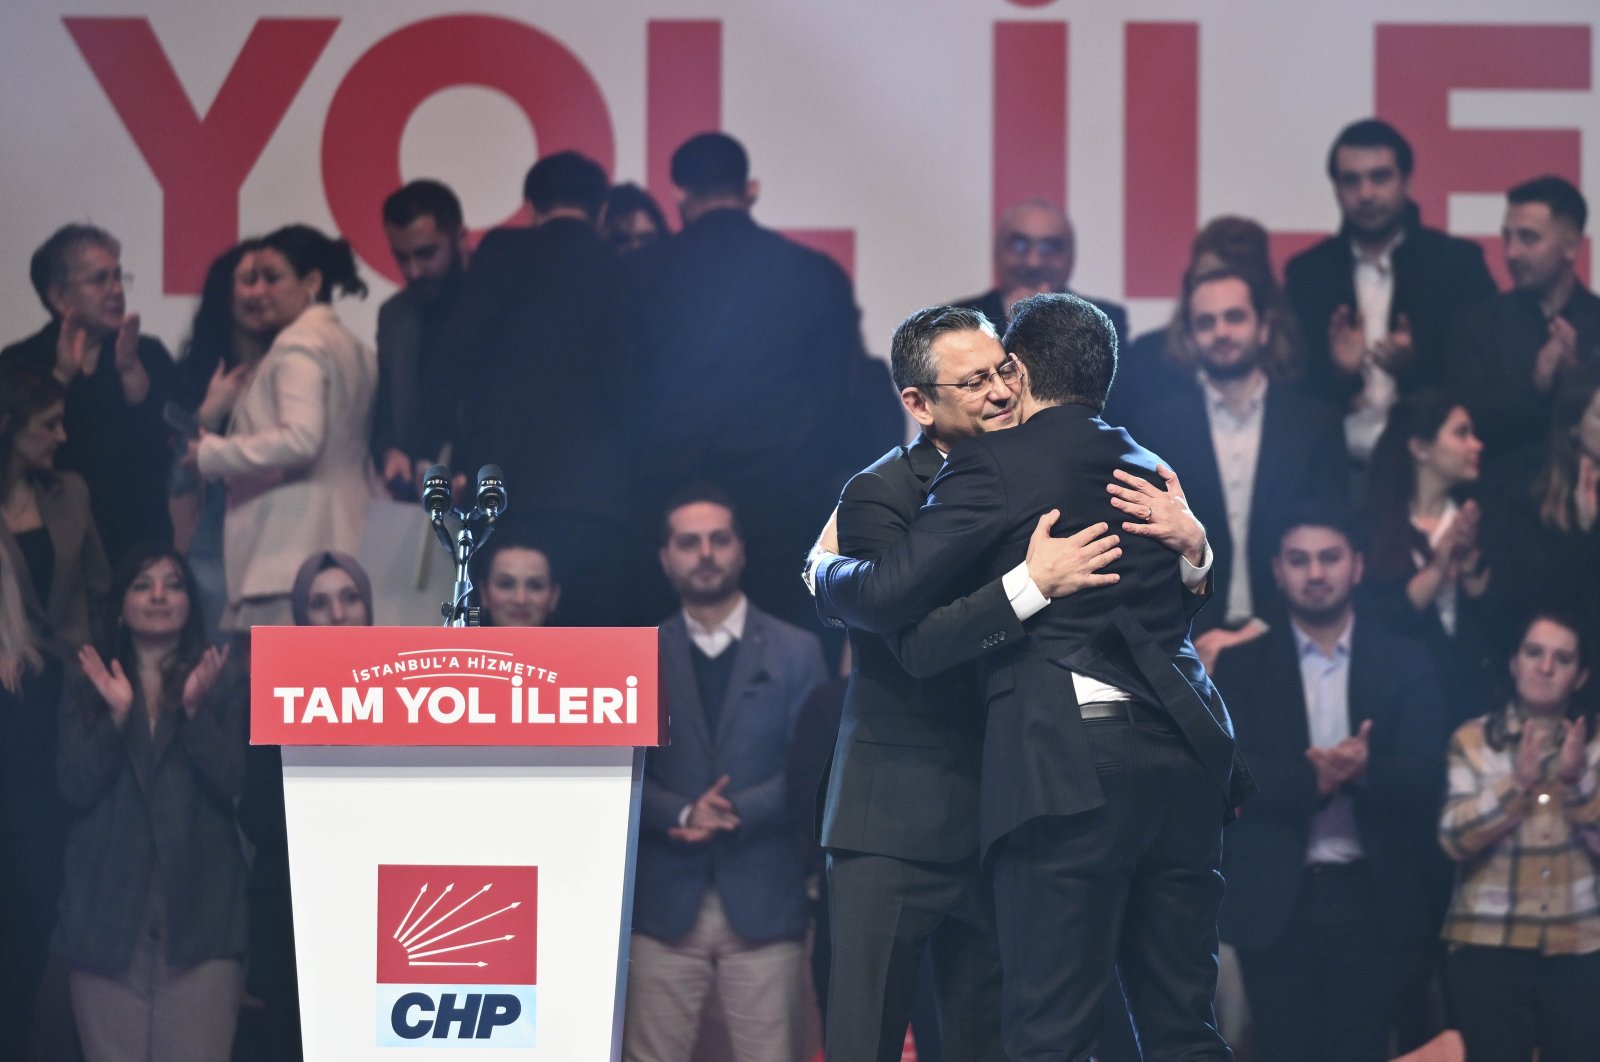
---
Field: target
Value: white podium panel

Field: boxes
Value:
[281,746,644,1060]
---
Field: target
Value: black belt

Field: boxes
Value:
[1077,700,1130,721]
[1306,860,1367,876]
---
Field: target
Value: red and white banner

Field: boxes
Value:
[0,2,1595,353]
[250,625,662,747]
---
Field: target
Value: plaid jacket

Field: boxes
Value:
[1439,709,1600,954]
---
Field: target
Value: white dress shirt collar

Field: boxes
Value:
[684,594,749,659]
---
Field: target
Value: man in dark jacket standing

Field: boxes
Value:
[813,294,1250,1061]
[631,132,869,632]
[448,152,639,625]
[1212,505,1449,1062]
[821,304,1134,1062]
[1285,119,1496,460]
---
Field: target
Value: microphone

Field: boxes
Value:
[476,465,508,522]
[421,465,453,518]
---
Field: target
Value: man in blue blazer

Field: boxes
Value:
[626,483,827,1062]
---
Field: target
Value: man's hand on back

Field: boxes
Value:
[1026,510,1120,598]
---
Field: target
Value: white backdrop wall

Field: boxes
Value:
[1,1,1596,361]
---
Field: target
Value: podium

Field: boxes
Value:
[252,626,662,1059]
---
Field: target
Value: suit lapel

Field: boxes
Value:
[1250,384,1294,549]
[125,697,156,796]
[1347,621,1379,733]
[717,609,770,748]
[660,618,714,756]
[1171,388,1229,563]
[1271,627,1314,751]
[905,434,945,490]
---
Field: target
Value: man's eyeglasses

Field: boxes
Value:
[1002,234,1069,258]
[69,267,131,291]
[918,357,1021,396]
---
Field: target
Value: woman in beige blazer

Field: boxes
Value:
[192,225,381,630]
[0,364,110,664]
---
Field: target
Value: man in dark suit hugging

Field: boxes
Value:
[810,293,1253,1060]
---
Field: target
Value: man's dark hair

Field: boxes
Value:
[1325,118,1414,180]
[1001,293,1117,411]
[29,222,119,313]
[382,179,464,232]
[1508,175,1588,232]
[1272,500,1366,556]
[889,305,998,398]
[659,481,743,547]
[670,132,750,197]
[522,152,609,220]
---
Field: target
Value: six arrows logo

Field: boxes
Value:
[377,865,538,1048]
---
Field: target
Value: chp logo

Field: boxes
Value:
[376,865,538,1048]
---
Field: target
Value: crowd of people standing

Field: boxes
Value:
[1,115,1597,1062]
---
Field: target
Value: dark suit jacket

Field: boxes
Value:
[53,672,249,975]
[959,288,1129,350]
[1211,619,1450,950]
[634,605,826,943]
[372,277,462,467]
[820,436,1027,865]
[1123,378,1349,634]
[448,217,633,524]
[1450,284,1600,465]
[1284,208,1496,407]
[1,325,176,565]
[816,403,1252,852]
[630,209,867,525]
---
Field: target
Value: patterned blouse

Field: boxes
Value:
[1439,707,1600,954]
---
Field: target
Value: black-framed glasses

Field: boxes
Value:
[1002,234,1069,257]
[918,357,1021,396]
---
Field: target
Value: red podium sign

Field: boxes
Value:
[250,626,661,747]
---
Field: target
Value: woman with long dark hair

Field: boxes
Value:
[1440,611,1600,1062]
[170,240,278,633]
[185,224,381,630]
[1486,365,1600,652]
[1364,392,1497,718]
[0,364,109,664]
[55,544,243,1061]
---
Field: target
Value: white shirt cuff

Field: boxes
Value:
[803,549,834,597]
[678,804,693,828]
[1002,561,1050,620]
[1179,541,1213,591]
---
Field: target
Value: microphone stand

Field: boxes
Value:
[423,466,507,627]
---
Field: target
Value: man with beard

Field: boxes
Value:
[626,483,827,1062]
[372,179,470,497]
[1210,505,1449,1062]
[1452,176,1600,473]
[2,223,176,566]
[1285,119,1495,460]
[1124,268,1346,665]
[957,199,1128,346]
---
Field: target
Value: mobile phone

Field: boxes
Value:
[163,400,200,441]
